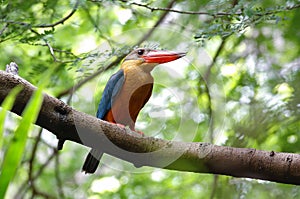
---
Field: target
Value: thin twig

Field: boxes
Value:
[2,0,79,30]
[33,149,58,180]
[210,175,219,199]
[28,128,43,182]
[14,149,57,199]
[55,153,65,199]
[0,23,8,36]
[204,38,227,82]
[30,29,78,63]
[15,128,43,199]
[0,26,29,43]
[31,185,57,199]
[119,0,300,17]
[45,41,57,62]
[33,0,80,28]
[119,0,231,17]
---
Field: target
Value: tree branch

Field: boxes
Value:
[119,0,231,16]
[3,0,80,29]
[1,71,300,185]
[33,0,80,28]
[119,0,300,17]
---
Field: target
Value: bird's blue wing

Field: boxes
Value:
[96,69,125,119]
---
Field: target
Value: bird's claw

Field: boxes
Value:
[135,130,144,135]
[115,123,144,136]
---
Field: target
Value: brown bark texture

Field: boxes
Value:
[0,70,300,185]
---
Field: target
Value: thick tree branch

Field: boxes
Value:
[1,71,300,185]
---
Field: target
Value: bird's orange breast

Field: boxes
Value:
[104,67,154,130]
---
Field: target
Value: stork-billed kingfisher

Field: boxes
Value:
[82,48,186,173]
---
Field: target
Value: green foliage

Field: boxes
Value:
[0,85,43,198]
[0,86,23,150]
[1,0,300,198]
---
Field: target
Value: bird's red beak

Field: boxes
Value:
[142,50,186,64]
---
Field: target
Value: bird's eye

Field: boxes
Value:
[137,49,144,55]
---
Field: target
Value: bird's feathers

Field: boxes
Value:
[82,148,103,174]
[96,69,125,119]
[83,70,124,174]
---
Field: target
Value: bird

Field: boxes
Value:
[82,48,186,174]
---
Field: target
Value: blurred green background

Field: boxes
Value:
[1,0,300,198]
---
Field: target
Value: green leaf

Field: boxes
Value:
[0,86,23,150]
[0,86,43,198]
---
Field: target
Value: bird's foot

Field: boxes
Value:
[135,130,144,135]
[114,123,144,136]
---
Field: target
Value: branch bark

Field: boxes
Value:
[1,70,300,185]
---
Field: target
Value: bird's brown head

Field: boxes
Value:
[122,48,186,72]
